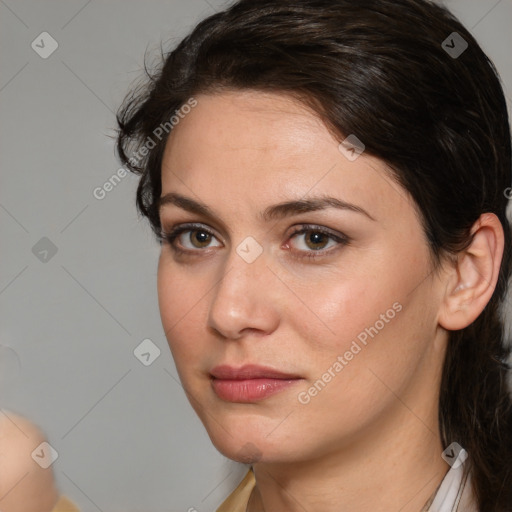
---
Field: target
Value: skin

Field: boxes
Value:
[0,411,59,512]
[157,90,504,512]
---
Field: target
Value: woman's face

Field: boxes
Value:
[157,90,447,464]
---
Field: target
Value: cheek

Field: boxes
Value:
[286,262,397,359]
[296,262,434,409]
[290,246,432,386]
[157,258,207,367]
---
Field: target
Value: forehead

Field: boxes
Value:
[160,90,415,226]
[164,90,327,160]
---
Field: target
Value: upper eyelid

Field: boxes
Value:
[161,222,220,240]
[160,221,342,237]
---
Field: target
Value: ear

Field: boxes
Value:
[438,213,504,331]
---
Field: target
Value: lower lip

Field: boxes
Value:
[211,378,301,402]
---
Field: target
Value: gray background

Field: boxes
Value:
[0,1,511,511]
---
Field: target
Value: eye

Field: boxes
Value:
[159,222,349,260]
[286,225,349,260]
[160,223,221,253]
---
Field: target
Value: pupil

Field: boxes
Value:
[193,231,210,246]
[308,232,326,249]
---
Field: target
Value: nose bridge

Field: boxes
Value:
[207,237,277,339]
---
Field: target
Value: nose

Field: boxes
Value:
[207,244,281,340]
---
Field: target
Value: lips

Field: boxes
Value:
[210,364,303,402]
[210,364,301,380]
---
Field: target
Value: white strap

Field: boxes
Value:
[428,448,474,512]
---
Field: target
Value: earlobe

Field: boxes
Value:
[438,213,504,331]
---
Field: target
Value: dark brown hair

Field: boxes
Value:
[116,0,512,509]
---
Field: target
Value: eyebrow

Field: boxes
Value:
[157,192,376,223]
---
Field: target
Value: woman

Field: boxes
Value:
[116,0,512,510]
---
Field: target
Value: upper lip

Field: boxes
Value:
[210,364,302,380]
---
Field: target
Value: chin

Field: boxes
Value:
[207,422,305,465]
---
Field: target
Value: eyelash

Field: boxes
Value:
[158,222,349,261]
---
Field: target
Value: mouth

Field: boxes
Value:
[209,364,303,403]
